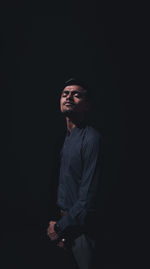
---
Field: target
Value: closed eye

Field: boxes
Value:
[74,93,82,98]
[62,91,83,98]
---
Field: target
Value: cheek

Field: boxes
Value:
[76,100,86,111]
[60,98,65,111]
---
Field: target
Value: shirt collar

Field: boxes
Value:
[66,121,87,137]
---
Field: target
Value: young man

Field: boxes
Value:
[47,78,102,269]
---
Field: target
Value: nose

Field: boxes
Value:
[66,92,73,101]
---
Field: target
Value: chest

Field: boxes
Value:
[60,135,83,173]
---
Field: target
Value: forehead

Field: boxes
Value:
[62,85,85,92]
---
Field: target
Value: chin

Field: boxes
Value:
[61,109,74,117]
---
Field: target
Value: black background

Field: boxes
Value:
[0,3,127,269]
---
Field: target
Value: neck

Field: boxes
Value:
[66,118,75,133]
[66,114,85,133]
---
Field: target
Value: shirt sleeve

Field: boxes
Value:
[57,132,102,232]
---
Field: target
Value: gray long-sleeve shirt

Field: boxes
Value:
[57,123,102,232]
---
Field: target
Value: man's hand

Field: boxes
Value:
[57,238,66,249]
[47,221,59,241]
[47,221,68,250]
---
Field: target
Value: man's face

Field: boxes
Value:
[60,85,88,116]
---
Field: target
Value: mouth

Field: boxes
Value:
[64,102,74,106]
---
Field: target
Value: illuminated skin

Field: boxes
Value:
[47,84,89,248]
[60,85,89,132]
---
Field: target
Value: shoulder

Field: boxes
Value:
[83,125,102,146]
[84,125,102,141]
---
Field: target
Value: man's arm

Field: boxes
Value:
[56,132,102,233]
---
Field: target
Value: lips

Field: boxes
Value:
[64,102,74,106]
